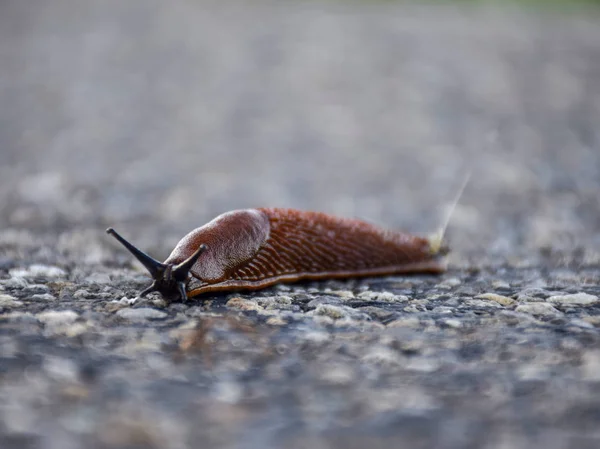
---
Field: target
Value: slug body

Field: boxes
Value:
[107,208,447,301]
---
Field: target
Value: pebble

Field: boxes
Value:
[0,312,37,323]
[37,310,80,325]
[85,273,112,284]
[329,290,355,300]
[516,288,551,300]
[547,293,598,305]
[569,319,595,329]
[492,280,511,290]
[431,306,454,314]
[302,331,330,344]
[306,297,343,309]
[22,284,50,294]
[43,356,79,382]
[266,316,287,326]
[309,304,348,320]
[362,346,402,366]
[386,317,421,328]
[214,380,244,404]
[225,297,262,311]
[73,289,91,299]
[10,264,67,278]
[404,357,440,373]
[437,278,461,289]
[357,306,395,320]
[515,303,562,317]
[403,304,427,313]
[0,294,23,308]
[357,291,408,302]
[462,299,502,309]
[256,296,293,309]
[112,296,138,306]
[116,308,168,321]
[30,293,57,301]
[2,277,28,289]
[475,293,515,306]
[443,318,462,328]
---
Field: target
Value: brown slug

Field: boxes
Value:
[106,208,450,301]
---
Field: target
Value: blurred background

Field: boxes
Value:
[1,0,599,265]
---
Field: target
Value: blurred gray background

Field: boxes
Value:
[1,0,599,267]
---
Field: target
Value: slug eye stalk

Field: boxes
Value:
[106,228,207,301]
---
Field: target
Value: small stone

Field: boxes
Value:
[329,290,355,300]
[22,284,50,294]
[112,296,138,306]
[73,289,91,299]
[475,293,515,306]
[256,296,292,309]
[302,331,330,344]
[312,315,335,326]
[463,299,502,308]
[62,323,91,337]
[547,293,598,305]
[515,303,562,317]
[0,311,37,323]
[582,316,600,327]
[116,308,168,321]
[266,316,287,326]
[214,381,243,404]
[492,280,510,290]
[310,304,348,320]
[306,296,342,309]
[10,264,67,278]
[0,294,23,308]
[431,306,454,314]
[386,317,421,328]
[516,288,551,300]
[225,297,262,311]
[403,304,427,313]
[37,310,79,325]
[2,277,28,289]
[357,306,394,320]
[569,319,595,329]
[362,347,401,365]
[357,291,408,302]
[85,273,112,284]
[437,278,461,289]
[43,357,79,382]
[405,357,440,373]
[443,319,462,328]
[30,293,56,301]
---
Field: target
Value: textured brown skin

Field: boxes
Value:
[164,208,446,298]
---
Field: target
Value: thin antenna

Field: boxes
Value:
[429,171,471,255]
[106,228,166,278]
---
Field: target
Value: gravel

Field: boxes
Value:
[1,1,600,448]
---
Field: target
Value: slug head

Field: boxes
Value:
[106,228,207,301]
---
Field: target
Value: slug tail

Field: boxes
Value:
[427,171,471,257]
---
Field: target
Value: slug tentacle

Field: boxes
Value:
[139,281,158,298]
[106,228,165,277]
[173,244,208,280]
[106,228,207,301]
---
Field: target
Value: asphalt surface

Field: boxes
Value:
[1,1,600,448]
